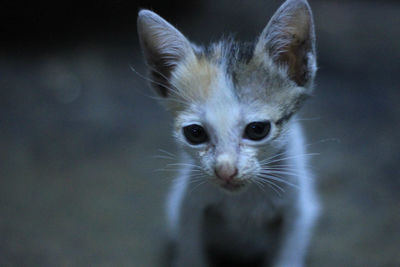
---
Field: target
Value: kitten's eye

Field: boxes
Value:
[183,124,209,145]
[244,121,271,141]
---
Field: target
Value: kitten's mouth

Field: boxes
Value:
[218,180,246,192]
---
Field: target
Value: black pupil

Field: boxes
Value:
[183,124,208,144]
[244,121,271,141]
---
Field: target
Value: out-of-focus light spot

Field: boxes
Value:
[41,59,82,104]
[52,73,82,104]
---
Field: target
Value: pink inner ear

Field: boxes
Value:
[260,0,315,86]
[276,32,312,86]
[137,9,194,98]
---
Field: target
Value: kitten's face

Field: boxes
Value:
[175,98,283,192]
[171,52,293,192]
[137,0,316,192]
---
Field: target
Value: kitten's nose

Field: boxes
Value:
[215,167,238,182]
[215,153,238,182]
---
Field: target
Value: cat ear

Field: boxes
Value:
[137,10,195,97]
[255,0,316,87]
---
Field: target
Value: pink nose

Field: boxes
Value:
[215,167,238,182]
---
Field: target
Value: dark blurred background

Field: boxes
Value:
[1,0,399,266]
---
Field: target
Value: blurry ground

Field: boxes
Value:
[1,0,399,266]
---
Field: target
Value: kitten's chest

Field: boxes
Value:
[210,191,283,230]
[201,190,286,265]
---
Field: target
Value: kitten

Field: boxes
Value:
[137,0,319,266]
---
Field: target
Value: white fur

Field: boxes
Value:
[165,156,191,238]
[273,122,320,266]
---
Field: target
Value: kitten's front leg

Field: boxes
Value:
[172,199,208,267]
[167,167,210,267]
[272,194,319,267]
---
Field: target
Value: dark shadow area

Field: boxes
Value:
[0,0,399,266]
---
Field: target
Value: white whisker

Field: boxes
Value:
[152,155,175,160]
[129,65,193,104]
[261,169,303,177]
[305,138,341,148]
[258,164,303,172]
[259,150,289,164]
[261,153,320,166]
[258,179,284,196]
[258,174,299,189]
[252,179,266,193]
[157,149,176,158]
[293,116,321,122]
[189,180,208,194]
[167,163,203,169]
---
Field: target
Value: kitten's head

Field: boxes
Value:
[138,0,316,193]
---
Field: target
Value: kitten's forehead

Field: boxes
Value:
[204,87,241,144]
[170,40,258,102]
[173,40,288,98]
[170,39,306,125]
[171,56,221,102]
